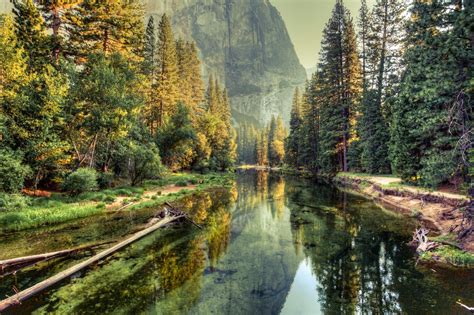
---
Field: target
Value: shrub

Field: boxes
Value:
[98,171,114,189]
[0,193,30,212]
[128,143,163,186]
[175,180,188,187]
[62,168,98,195]
[0,149,31,193]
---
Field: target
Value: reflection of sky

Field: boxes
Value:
[281,258,322,315]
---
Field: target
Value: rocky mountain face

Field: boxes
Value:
[146,0,306,125]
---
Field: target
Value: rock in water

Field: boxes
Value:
[147,0,307,125]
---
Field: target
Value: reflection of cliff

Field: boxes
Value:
[147,0,306,125]
[190,172,302,315]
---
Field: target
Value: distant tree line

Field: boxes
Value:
[237,115,287,167]
[0,0,236,193]
[286,0,472,188]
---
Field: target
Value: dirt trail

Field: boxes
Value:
[364,175,468,201]
[106,184,197,210]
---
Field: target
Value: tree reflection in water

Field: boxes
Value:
[29,188,236,315]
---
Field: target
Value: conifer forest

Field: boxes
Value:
[0,0,472,314]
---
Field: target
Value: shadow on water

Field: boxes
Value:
[2,170,473,314]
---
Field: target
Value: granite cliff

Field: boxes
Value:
[146,0,306,125]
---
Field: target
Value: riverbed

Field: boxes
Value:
[1,170,473,314]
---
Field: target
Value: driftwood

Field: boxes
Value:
[0,242,113,276]
[457,301,474,312]
[412,228,438,253]
[0,213,185,312]
[163,202,202,229]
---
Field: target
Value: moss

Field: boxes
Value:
[420,246,474,268]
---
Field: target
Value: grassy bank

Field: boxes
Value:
[0,172,235,233]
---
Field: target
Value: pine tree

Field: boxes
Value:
[370,0,405,113]
[390,0,472,186]
[317,1,362,174]
[12,0,50,72]
[143,16,156,78]
[300,74,321,173]
[268,115,286,166]
[65,0,144,61]
[188,42,205,108]
[176,39,193,108]
[36,0,79,61]
[358,0,370,92]
[285,87,303,167]
[206,74,219,114]
[176,40,205,112]
[356,0,393,174]
[154,13,179,128]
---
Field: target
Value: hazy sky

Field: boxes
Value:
[271,0,376,68]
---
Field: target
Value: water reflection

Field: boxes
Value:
[5,170,474,314]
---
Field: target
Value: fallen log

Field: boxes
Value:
[0,242,113,276]
[0,214,184,312]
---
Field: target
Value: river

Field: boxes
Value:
[1,170,473,314]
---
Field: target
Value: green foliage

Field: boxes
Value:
[0,193,30,212]
[359,90,390,174]
[65,0,144,61]
[97,171,115,189]
[268,115,286,166]
[12,0,50,72]
[62,168,98,195]
[389,0,471,187]
[0,149,30,193]
[285,88,303,167]
[175,180,189,187]
[123,142,164,186]
[157,102,196,171]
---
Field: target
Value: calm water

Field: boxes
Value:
[1,170,473,314]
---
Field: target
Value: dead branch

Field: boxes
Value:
[456,301,474,312]
[0,241,113,275]
[412,228,439,253]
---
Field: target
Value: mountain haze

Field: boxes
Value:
[146,0,306,125]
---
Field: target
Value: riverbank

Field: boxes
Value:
[0,172,235,233]
[333,172,473,267]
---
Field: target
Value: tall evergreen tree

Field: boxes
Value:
[390,0,472,186]
[143,16,156,78]
[300,74,321,173]
[36,0,79,61]
[317,1,362,173]
[153,13,179,129]
[268,115,286,166]
[285,87,303,167]
[12,0,50,72]
[65,0,144,61]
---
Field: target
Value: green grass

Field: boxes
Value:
[0,201,103,232]
[0,172,235,233]
[420,246,474,268]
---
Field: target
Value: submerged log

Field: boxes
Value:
[0,214,185,312]
[0,242,113,275]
